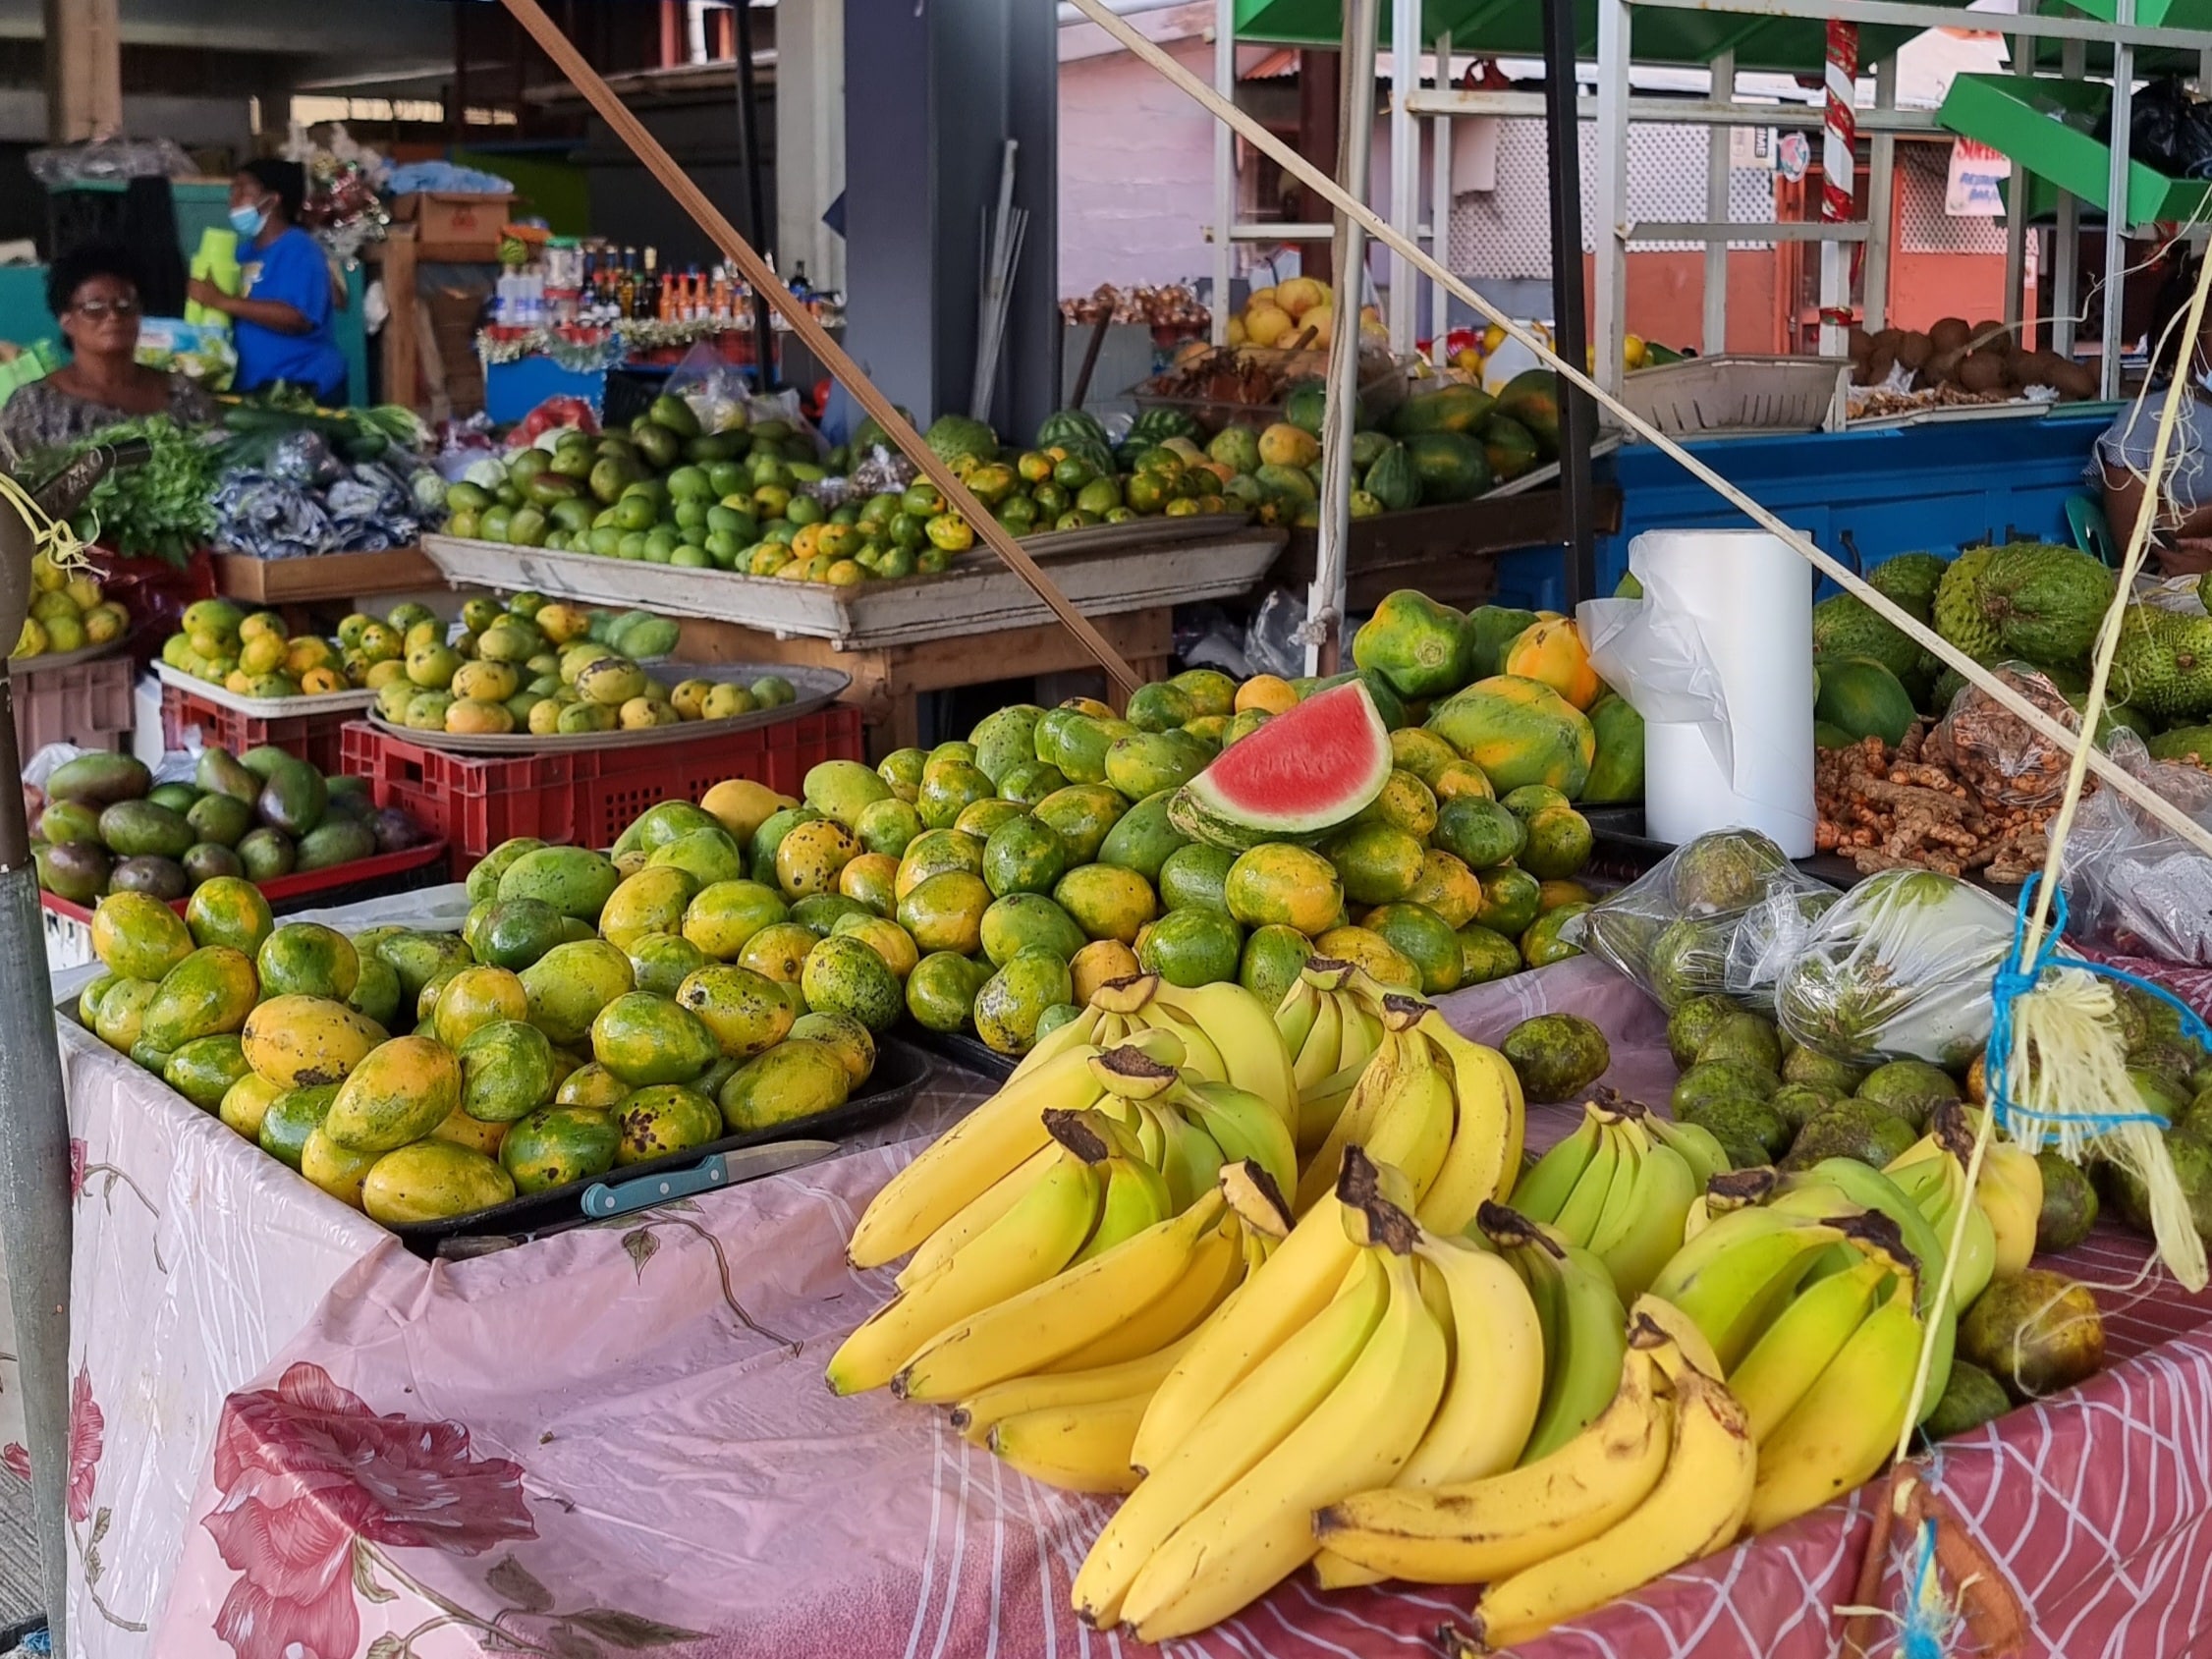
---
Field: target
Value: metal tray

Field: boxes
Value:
[906,1026,1019,1083]
[155,660,380,719]
[387,1034,936,1256]
[10,638,127,675]
[361,660,851,755]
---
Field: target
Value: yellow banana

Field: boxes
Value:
[1273,976,1322,1061]
[1628,1291,1724,1388]
[988,1392,1150,1494]
[847,1041,1104,1267]
[1044,1217,1245,1371]
[1073,1146,1174,1265]
[1465,1355,1756,1649]
[1150,978,1300,1128]
[1297,1059,1364,1158]
[1314,1337,1673,1584]
[827,1146,1100,1394]
[893,1190,1227,1403]
[1978,1138,2044,1279]
[1176,1077,1299,1202]
[1512,1105,1601,1226]
[1132,1191,1356,1471]
[1290,987,1343,1096]
[1648,1207,1849,1370]
[1588,1132,1700,1303]
[1120,1247,1450,1641]
[1361,1062,1458,1210]
[1132,1099,1224,1213]
[1745,1274,1923,1535]
[1415,1016,1520,1235]
[1295,1021,1416,1211]
[1312,1225,1544,1589]
[1725,1252,1887,1444]
[1423,1013,1524,1203]
[1336,995,1385,1078]
[1552,1118,1630,1245]
[1072,1246,1390,1628]
[1492,1209,1630,1463]
[952,1330,1199,1443]
[896,1143,1055,1290]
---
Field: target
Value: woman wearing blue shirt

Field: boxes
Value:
[187,158,347,402]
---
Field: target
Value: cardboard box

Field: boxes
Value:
[392,192,514,255]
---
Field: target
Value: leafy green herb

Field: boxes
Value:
[65,416,221,565]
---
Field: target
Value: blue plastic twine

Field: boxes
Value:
[1899,1517,1958,1659]
[1982,873,2212,1136]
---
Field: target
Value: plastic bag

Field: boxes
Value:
[1244,587,1308,680]
[2119,76,2212,181]
[2062,729,2212,964]
[1924,662,2078,809]
[1773,868,2020,1067]
[663,342,753,435]
[1571,827,1842,1013]
[28,137,194,186]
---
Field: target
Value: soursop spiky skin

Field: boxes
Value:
[1973,543,2119,667]
[1867,552,1951,623]
[1812,593,1922,683]
[2167,614,2212,720]
[1933,547,2002,662]
[2110,605,2184,719]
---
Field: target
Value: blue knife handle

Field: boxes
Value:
[581,1154,731,1219]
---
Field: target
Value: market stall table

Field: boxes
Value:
[49,953,2212,1659]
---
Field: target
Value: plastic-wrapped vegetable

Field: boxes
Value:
[1571,827,1841,1012]
[1773,869,2021,1068]
[2061,730,2212,965]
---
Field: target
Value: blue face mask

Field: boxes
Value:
[228,202,266,238]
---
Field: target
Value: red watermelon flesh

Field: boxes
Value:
[1184,680,1392,835]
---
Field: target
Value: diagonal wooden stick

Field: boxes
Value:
[1064,0,2212,858]
[499,0,1141,694]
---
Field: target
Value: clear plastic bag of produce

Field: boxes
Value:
[663,342,753,435]
[2061,730,2212,965]
[1772,867,2020,1067]
[1924,662,2078,809]
[1572,827,1842,1013]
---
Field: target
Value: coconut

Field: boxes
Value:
[2049,359,2098,401]
[1848,325,1875,361]
[1959,1268,2105,1402]
[1928,316,1972,355]
[1919,348,1964,388]
[1957,351,2007,395]
[1967,318,2012,354]
[1895,330,1933,369]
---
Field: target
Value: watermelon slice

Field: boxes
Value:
[1172,681,1392,850]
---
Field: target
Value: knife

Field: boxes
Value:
[581,1138,840,1220]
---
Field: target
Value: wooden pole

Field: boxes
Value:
[496,0,1142,694]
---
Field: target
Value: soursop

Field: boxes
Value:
[2109,605,2184,719]
[2170,613,2212,719]
[1933,546,2002,662]
[1811,593,1922,684]
[2148,724,2212,763]
[1867,552,1951,623]
[1973,543,2118,666]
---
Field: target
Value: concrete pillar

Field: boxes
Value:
[841,0,1057,439]
[44,0,122,142]
[776,0,846,292]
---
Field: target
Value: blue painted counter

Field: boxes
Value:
[1487,407,2116,611]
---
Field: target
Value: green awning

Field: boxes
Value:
[1233,0,1960,73]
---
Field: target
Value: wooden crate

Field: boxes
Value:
[210,547,444,606]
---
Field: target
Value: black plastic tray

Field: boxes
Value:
[904,1025,1019,1083]
[1583,805,2021,898]
[383,1035,936,1257]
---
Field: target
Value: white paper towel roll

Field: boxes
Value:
[1582,528,1816,856]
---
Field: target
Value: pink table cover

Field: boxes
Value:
[38,957,2210,1659]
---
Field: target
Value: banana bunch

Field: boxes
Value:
[1291,994,1523,1235]
[1012,971,1299,1120]
[1510,1090,1728,1301]
[1274,957,1395,1155]
[830,1098,1270,1400]
[1886,1101,2043,1285]
[1320,1306,1756,1657]
[849,975,1296,1272]
[1075,1148,1525,1641]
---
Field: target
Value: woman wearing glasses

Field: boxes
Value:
[0,242,216,456]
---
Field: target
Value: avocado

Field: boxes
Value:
[1767,1081,1836,1135]
[588,457,636,505]
[1666,994,1742,1070]
[1782,1046,1868,1099]
[1920,1359,2011,1442]
[1854,1060,1960,1133]
[45,752,151,808]
[524,470,582,508]
[195,751,261,809]
[2034,1148,2098,1252]
[34,841,109,903]
[1671,1058,1781,1117]
[1695,1011,1783,1075]
[258,761,328,838]
[296,818,377,872]
[147,782,201,815]
[182,843,246,885]
[649,394,702,438]
[237,827,296,883]
[33,800,102,846]
[632,420,683,470]
[239,746,294,781]
[98,801,194,861]
[109,855,190,901]
[1681,1097,1791,1169]
[186,792,254,849]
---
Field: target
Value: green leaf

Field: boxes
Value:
[366,1638,406,1659]
[486,1554,555,1614]
[352,1538,397,1604]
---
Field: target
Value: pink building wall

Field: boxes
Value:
[1058,36,1222,296]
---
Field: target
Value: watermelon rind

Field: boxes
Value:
[1180,681,1392,841]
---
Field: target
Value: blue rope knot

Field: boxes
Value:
[1983,874,2208,1134]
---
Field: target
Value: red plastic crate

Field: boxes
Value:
[161,685,357,774]
[15,653,134,757]
[41,840,451,927]
[340,703,864,874]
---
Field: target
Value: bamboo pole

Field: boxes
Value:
[498,0,1141,695]
[1063,0,2212,860]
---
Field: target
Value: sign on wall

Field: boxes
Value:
[1945,138,2012,215]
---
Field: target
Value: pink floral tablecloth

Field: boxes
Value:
[37,957,2212,1659]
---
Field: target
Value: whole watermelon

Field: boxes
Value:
[1362,443,1421,514]
[1404,431,1492,504]
[1036,408,1109,451]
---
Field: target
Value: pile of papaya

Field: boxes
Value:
[75,775,891,1229]
[32,746,428,908]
